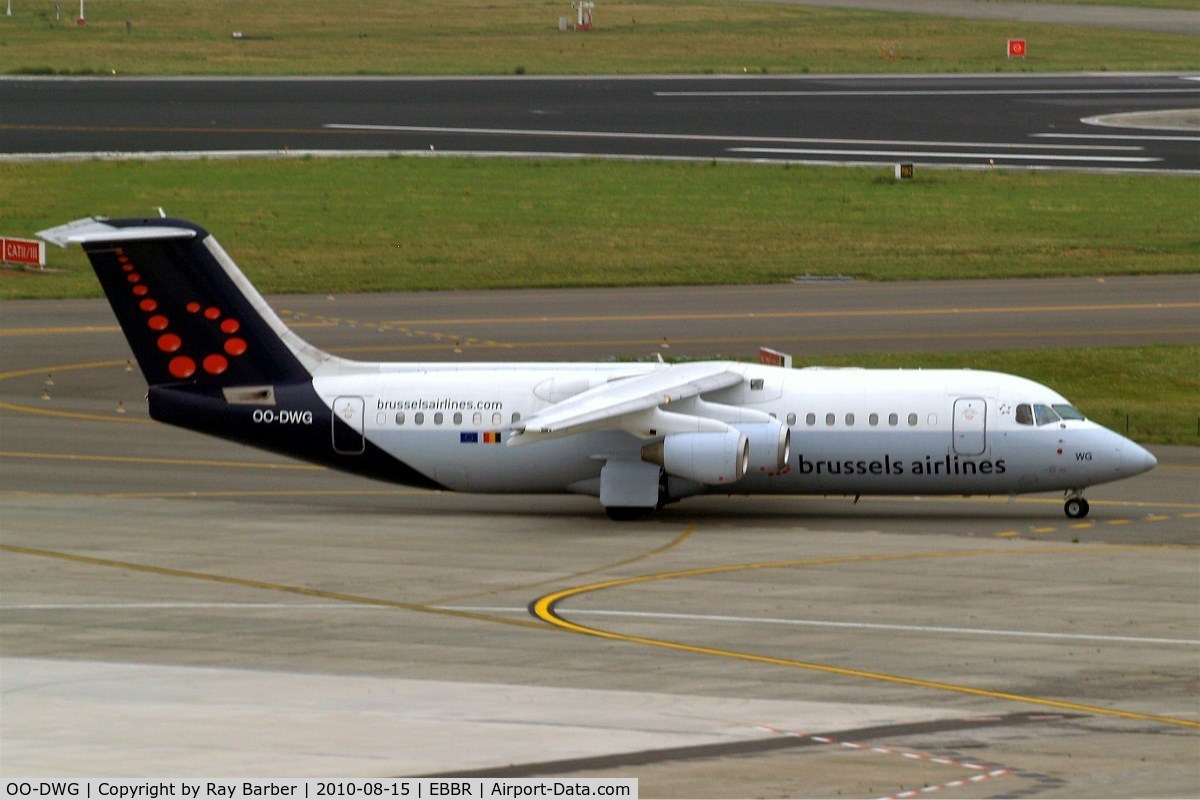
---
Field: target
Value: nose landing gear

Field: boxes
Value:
[1064,493,1090,519]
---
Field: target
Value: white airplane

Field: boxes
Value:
[40,216,1157,520]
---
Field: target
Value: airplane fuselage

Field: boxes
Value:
[42,216,1156,520]
[153,360,1154,504]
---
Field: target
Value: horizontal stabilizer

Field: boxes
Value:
[38,217,196,248]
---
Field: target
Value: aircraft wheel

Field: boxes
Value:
[1064,497,1090,519]
[605,506,654,521]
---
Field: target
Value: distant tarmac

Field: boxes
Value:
[757,0,1200,35]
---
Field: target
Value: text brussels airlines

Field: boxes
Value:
[2,782,637,800]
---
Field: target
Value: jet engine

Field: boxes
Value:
[734,420,791,473]
[643,430,749,485]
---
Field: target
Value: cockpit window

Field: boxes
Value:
[1034,404,1061,426]
[1016,403,1081,426]
[1053,404,1086,421]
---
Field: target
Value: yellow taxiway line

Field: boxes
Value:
[531,547,1200,730]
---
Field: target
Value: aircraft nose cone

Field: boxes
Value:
[1123,443,1157,475]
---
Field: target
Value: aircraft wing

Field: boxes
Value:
[509,361,742,445]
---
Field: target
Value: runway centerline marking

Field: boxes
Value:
[6,122,1147,153]
[0,401,152,425]
[0,326,121,336]
[0,359,129,382]
[322,124,1143,151]
[364,303,1200,328]
[530,546,1200,729]
[1033,133,1200,143]
[0,543,549,632]
[728,148,1159,164]
[335,327,1200,356]
[26,600,1196,649]
[655,88,1200,98]
[508,608,1200,647]
[0,451,324,472]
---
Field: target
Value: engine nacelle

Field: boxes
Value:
[650,430,749,485]
[734,420,791,473]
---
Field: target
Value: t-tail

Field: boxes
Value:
[38,217,440,489]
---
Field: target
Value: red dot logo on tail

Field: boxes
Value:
[203,354,229,375]
[169,357,196,379]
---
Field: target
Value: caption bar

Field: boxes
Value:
[3,782,637,800]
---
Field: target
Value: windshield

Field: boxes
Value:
[1053,404,1086,421]
[1015,402,1087,426]
[1034,404,1061,426]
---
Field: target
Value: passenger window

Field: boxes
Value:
[869,413,879,426]
[453,412,463,425]
[845,413,855,426]
[908,413,918,426]
[473,412,482,425]
[786,412,797,426]
[826,413,836,426]
[889,413,898,426]
[1016,403,1034,425]
[395,412,405,425]
[1034,404,1061,426]
[928,413,937,426]
[492,412,502,425]
[434,412,443,425]
[512,412,521,423]
[415,412,424,425]
[806,413,816,426]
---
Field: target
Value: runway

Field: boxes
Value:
[3,73,1199,172]
[2,280,1198,794]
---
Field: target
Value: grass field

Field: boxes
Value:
[3,158,1196,299]
[2,0,1197,76]
[795,345,1199,446]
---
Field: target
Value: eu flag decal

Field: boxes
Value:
[460,432,479,444]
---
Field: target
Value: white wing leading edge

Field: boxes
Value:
[508,361,748,446]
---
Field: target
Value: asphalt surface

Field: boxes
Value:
[3,57,1198,792]
[4,274,1198,362]
[4,73,1200,172]
[759,0,1200,36]
[2,279,1198,793]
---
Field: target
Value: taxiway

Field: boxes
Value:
[2,282,1197,795]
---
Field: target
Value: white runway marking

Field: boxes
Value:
[322,123,1141,151]
[8,603,1194,646]
[655,88,1200,98]
[1033,133,1200,142]
[728,147,1160,163]
[540,608,1200,646]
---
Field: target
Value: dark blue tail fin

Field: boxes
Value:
[38,216,441,491]
[41,217,316,387]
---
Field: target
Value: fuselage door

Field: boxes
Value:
[953,397,987,456]
[332,396,366,455]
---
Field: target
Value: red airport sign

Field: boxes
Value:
[759,347,792,368]
[1008,39,1027,59]
[2,237,47,267]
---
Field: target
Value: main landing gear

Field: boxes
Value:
[1064,493,1091,519]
